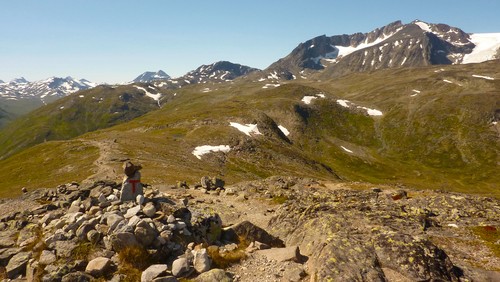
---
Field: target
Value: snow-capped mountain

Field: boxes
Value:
[133,70,171,83]
[179,61,259,84]
[0,76,97,104]
[148,61,259,89]
[265,20,500,80]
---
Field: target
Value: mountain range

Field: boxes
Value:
[0,19,499,196]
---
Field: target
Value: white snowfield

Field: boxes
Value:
[302,93,326,104]
[133,85,161,103]
[336,99,383,116]
[301,96,317,104]
[462,33,500,64]
[192,145,231,159]
[229,122,262,136]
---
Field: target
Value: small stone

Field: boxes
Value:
[22,187,28,193]
[167,215,176,223]
[125,205,141,219]
[171,257,191,277]
[87,230,101,244]
[143,202,157,218]
[137,194,145,205]
[193,248,211,274]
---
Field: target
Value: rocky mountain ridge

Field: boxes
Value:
[0,77,97,104]
[263,20,500,80]
[0,176,499,281]
[148,61,260,90]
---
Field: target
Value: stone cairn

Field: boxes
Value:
[120,161,143,202]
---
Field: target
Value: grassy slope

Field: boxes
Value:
[0,62,498,198]
[0,84,163,160]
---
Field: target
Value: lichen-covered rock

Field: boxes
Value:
[194,268,232,282]
[141,264,169,282]
[6,251,32,279]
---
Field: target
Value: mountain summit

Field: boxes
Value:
[133,70,171,83]
[265,20,500,80]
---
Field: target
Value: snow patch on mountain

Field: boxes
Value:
[278,125,290,136]
[192,145,231,159]
[230,122,262,136]
[462,33,500,64]
[472,74,495,80]
[133,85,161,106]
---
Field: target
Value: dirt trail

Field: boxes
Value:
[82,139,124,184]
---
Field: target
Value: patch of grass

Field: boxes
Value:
[272,195,288,204]
[0,140,98,198]
[207,245,247,269]
[71,242,96,261]
[471,226,500,258]
[115,245,154,282]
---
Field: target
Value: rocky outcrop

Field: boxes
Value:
[0,176,499,281]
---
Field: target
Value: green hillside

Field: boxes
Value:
[0,61,498,198]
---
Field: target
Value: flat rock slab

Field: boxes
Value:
[256,246,302,263]
[141,264,169,282]
[6,251,32,279]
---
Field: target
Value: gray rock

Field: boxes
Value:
[223,220,284,247]
[54,240,78,258]
[135,220,158,247]
[6,251,31,279]
[39,250,57,265]
[76,222,95,240]
[193,248,211,273]
[0,236,15,248]
[128,215,141,227]
[282,263,306,282]
[109,232,140,252]
[120,171,143,202]
[171,257,191,277]
[124,205,141,219]
[167,215,176,223]
[143,202,157,217]
[194,268,232,282]
[87,230,101,244]
[85,257,112,277]
[61,271,94,282]
[257,246,302,262]
[141,264,168,282]
[105,213,125,232]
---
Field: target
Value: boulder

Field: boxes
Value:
[135,220,158,247]
[85,257,112,277]
[257,246,302,262]
[223,220,284,247]
[193,248,211,273]
[194,268,232,282]
[121,171,143,202]
[39,250,57,265]
[109,232,140,252]
[141,264,168,282]
[171,257,191,277]
[5,251,31,279]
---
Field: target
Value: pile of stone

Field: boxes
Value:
[0,163,269,281]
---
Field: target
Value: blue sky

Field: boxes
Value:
[1,0,499,83]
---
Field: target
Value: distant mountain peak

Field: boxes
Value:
[0,76,97,104]
[264,20,499,80]
[133,70,171,83]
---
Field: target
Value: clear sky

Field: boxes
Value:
[1,0,499,83]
